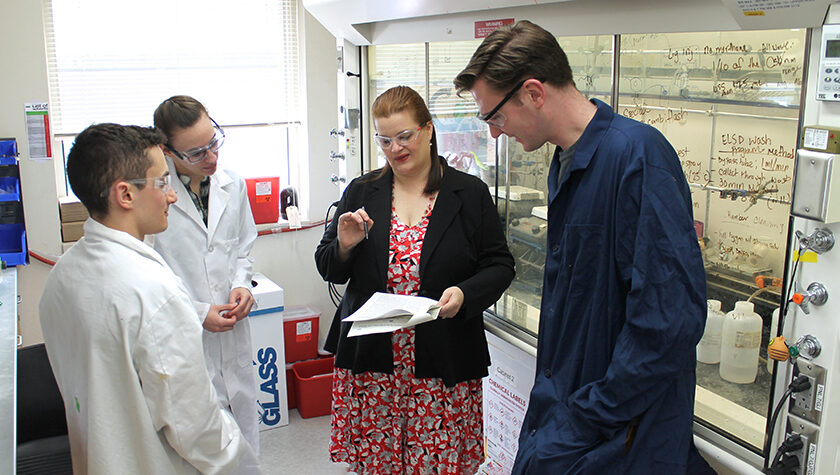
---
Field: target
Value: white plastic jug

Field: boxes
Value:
[720,301,763,384]
[697,300,725,364]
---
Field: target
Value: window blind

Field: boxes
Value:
[43,0,300,134]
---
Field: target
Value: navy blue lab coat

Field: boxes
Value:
[512,99,711,474]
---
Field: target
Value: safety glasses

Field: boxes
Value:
[167,117,225,164]
[476,78,543,128]
[126,174,172,193]
[373,123,427,150]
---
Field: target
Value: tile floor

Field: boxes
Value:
[258,409,348,474]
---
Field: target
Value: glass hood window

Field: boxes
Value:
[367,27,806,456]
[618,29,805,451]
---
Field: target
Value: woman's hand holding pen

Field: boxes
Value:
[337,207,372,260]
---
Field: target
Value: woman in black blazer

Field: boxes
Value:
[315,86,514,474]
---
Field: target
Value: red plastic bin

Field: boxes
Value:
[283,306,321,363]
[285,364,296,410]
[245,177,279,224]
[292,356,334,418]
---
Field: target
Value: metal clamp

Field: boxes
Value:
[791,282,829,315]
[791,335,821,360]
[795,228,835,254]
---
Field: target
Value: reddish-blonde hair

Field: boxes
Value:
[371,86,441,193]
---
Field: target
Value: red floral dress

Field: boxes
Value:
[330,194,484,475]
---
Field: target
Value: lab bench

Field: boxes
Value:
[0,267,18,473]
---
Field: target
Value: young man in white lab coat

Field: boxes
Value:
[39,123,251,474]
[151,96,260,474]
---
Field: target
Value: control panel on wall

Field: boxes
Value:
[817,24,840,101]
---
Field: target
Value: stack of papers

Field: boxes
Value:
[345,292,441,337]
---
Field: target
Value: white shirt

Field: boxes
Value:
[39,219,249,475]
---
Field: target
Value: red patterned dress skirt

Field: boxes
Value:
[329,201,484,474]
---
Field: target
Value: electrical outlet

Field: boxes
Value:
[785,415,819,475]
[789,360,826,424]
[792,374,816,411]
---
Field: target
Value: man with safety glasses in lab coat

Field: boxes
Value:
[150,96,260,474]
[40,123,250,474]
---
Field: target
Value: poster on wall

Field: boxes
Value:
[24,102,52,160]
[481,331,536,475]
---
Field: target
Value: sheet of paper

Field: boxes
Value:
[24,102,52,160]
[344,292,439,322]
[347,315,412,337]
[346,310,440,337]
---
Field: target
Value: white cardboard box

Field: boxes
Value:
[249,273,288,431]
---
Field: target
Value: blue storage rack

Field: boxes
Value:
[0,138,27,265]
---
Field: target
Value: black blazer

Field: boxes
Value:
[315,160,515,387]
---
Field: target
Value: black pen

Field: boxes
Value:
[361,206,369,240]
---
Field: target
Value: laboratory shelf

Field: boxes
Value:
[0,224,26,266]
[0,139,17,166]
[0,178,20,203]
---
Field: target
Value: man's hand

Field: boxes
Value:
[226,287,254,322]
[203,303,236,332]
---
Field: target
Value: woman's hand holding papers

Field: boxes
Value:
[437,286,464,319]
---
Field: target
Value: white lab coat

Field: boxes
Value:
[39,219,249,475]
[150,157,260,474]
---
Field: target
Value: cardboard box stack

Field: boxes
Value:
[59,196,88,243]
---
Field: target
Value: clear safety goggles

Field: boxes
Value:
[373,122,426,150]
[167,117,225,163]
[126,174,172,193]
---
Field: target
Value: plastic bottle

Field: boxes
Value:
[697,300,726,364]
[719,301,763,384]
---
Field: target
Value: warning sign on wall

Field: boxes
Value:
[475,19,515,39]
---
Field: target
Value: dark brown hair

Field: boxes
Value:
[454,20,574,95]
[153,95,208,140]
[67,124,165,218]
[371,86,442,193]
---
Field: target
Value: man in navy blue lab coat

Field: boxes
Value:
[455,20,713,474]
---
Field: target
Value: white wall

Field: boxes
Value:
[0,0,63,347]
[1,0,341,349]
[302,9,343,223]
[253,5,343,345]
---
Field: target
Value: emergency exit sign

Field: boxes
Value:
[475,18,514,38]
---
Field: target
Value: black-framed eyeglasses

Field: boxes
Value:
[166,117,225,164]
[476,78,543,128]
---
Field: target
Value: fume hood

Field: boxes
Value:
[304,0,840,473]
